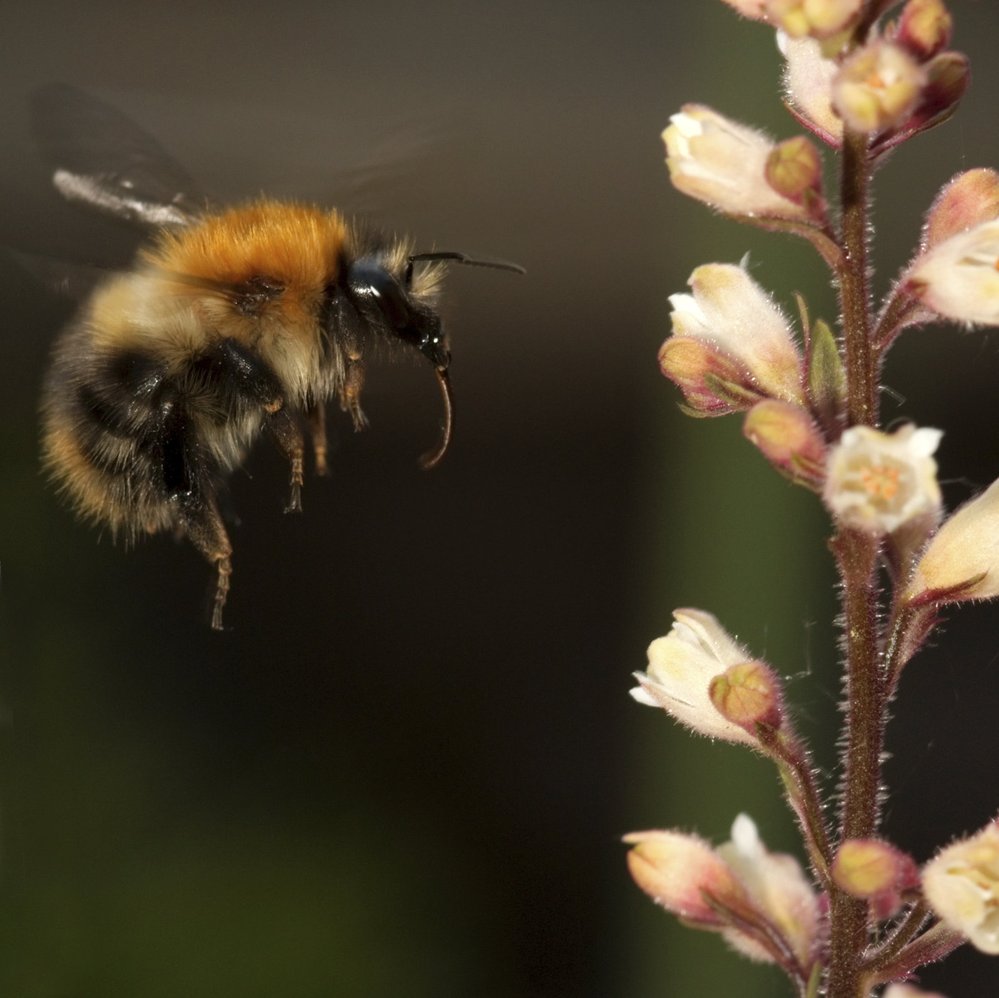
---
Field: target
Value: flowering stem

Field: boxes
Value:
[827,529,884,998]
[838,129,877,429]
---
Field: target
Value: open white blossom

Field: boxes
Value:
[923,821,999,954]
[823,424,942,534]
[908,219,999,326]
[664,262,804,408]
[718,814,820,968]
[663,105,812,220]
[832,41,926,133]
[631,609,760,745]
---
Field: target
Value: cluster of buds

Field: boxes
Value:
[635,0,999,994]
[758,0,965,152]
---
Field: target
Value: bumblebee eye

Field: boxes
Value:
[345,259,410,330]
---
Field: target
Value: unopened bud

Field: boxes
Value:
[744,400,827,490]
[920,50,970,120]
[833,838,918,918]
[624,830,748,926]
[896,0,953,60]
[922,169,999,251]
[767,0,862,39]
[659,337,761,416]
[765,136,825,218]
[709,661,783,733]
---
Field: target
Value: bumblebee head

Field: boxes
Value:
[340,250,522,468]
[342,255,453,468]
[344,257,450,370]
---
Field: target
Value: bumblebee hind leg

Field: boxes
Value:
[179,496,233,631]
[154,391,234,630]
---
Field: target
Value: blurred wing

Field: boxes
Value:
[31,83,205,228]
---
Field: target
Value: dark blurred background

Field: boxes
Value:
[2,2,999,995]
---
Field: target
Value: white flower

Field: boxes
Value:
[908,219,999,326]
[663,105,812,220]
[718,815,820,968]
[823,424,943,535]
[922,821,999,954]
[831,41,927,134]
[780,34,842,143]
[906,477,999,605]
[632,609,761,745]
[626,815,819,971]
[662,262,804,411]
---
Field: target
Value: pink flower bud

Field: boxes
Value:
[709,660,784,733]
[922,820,999,954]
[624,829,749,925]
[832,838,919,918]
[895,0,953,60]
[743,400,827,489]
[832,41,927,134]
[921,169,999,252]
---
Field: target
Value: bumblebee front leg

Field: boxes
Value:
[339,341,368,431]
[305,401,329,476]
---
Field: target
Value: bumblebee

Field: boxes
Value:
[33,85,521,629]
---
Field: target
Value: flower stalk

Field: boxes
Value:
[630,3,999,994]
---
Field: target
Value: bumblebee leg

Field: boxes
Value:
[264,407,306,513]
[153,392,234,630]
[306,402,329,476]
[340,346,368,431]
[206,339,306,512]
[180,497,234,631]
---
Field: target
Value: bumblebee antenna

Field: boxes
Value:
[419,366,454,470]
[405,251,525,287]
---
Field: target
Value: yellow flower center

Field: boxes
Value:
[860,462,901,502]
